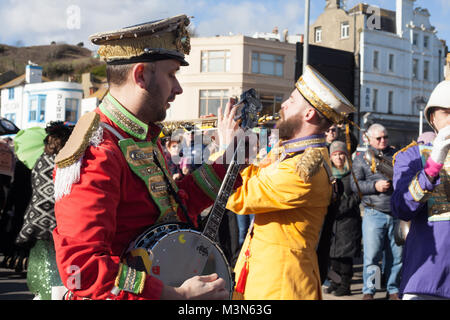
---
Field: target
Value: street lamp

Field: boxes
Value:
[415,97,427,136]
[303,0,310,74]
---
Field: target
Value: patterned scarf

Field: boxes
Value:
[16,153,56,245]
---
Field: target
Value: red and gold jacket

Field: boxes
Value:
[53,93,235,300]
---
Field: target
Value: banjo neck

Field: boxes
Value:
[202,143,243,242]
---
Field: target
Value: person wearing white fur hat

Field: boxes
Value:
[392,80,450,300]
[227,65,355,300]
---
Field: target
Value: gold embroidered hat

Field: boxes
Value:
[296,65,356,124]
[89,14,191,66]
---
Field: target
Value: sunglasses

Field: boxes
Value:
[375,135,388,141]
[327,128,337,133]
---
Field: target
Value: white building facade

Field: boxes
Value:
[359,0,446,145]
[0,65,83,130]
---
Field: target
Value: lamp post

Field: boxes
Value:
[415,97,427,136]
[303,0,310,74]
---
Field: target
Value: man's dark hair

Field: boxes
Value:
[106,64,134,86]
[44,121,73,146]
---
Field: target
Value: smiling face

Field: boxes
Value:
[330,151,346,169]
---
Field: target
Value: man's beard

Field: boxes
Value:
[143,74,169,123]
[276,111,303,140]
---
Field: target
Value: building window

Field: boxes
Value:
[388,91,394,114]
[4,113,16,124]
[373,51,379,70]
[65,98,79,123]
[201,50,231,73]
[413,33,419,46]
[29,94,46,122]
[388,54,394,72]
[372,88,378,111]
[424,35,429,49]
[314,27,322,43]
[8,88,14,100]
[412,59,419,79]
[199,89,229,116]
[341,21,350,39]
[251,52,284,77]
[424,60,430,80]
[259,93,284,116]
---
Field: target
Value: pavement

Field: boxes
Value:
[321,257,390,300]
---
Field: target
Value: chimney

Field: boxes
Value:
[396,0,416,37]
[326,0,341,10]
[25,63,43,84]
[283,29,289,42]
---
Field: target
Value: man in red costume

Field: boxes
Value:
[52,15,238,300]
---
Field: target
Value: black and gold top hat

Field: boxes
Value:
[89,14,191,66]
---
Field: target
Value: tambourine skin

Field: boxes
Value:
[131,223,233,298]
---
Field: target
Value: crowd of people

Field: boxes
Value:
[0,14,448,301]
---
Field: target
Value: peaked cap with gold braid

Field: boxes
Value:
[89,14,191,66]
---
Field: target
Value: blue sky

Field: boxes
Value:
[0,0,449,50]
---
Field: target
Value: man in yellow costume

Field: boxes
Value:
[228,65,356,300]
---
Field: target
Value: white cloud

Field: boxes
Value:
[0,0,306,48]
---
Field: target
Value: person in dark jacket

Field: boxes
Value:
[351,123,402,300]
[325,141,361,296]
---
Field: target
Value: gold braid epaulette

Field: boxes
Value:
[55,112,101,169]
[296,147,324,183]
[392,140,418,167]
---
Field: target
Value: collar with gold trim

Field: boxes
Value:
[281,134,327,154]
[99,93,157,141]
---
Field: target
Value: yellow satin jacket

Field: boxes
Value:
[227,146,332,300]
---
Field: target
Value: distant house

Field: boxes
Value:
[80,72,108,116]
[0,64,83,129]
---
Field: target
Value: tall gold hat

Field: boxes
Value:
[296,65,356,124]
[89,14,191,66]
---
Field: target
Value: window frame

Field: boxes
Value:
[200,50,231,73]
[373,50,379,70]
[199,89,229,116]
[388,53,395,72]
[8,88,14,100]
[388,91,394,114]
[341,21,350,39]
[28,94,46,123]
[315,27,322,43]
[65,98,79,123]
[251,52,284,77]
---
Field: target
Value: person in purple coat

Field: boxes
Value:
[392,80,450,300]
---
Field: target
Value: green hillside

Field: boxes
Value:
[0,43,105,82]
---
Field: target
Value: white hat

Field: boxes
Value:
[296,65,356,124]
[424,80,450,129]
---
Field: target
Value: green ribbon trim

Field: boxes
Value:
[116,264,146,295]
[118,138,178,222]
[100,93,148,140]
[192,164,222,201]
